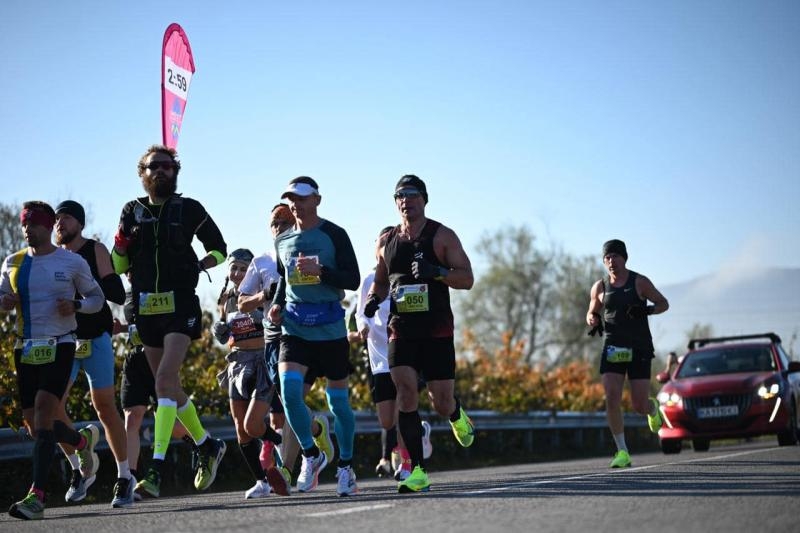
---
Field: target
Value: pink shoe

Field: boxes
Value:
[260,440,275,471]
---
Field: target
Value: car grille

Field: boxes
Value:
[684,394,752,420]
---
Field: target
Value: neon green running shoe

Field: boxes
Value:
[313,415,335,464]
[8,491,44,520]
[195,438,227,490]
[135,467,161,498]
[398,465,430,494]
[609,450,631,468]
[78,423,100,479]
[647,397,663,433]
[450,407,474,447]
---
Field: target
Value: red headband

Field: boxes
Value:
[20,208,55,229]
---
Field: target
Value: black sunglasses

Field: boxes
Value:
[146,161,175,171]
[394,190,422,200]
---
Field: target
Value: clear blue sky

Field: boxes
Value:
[2,1,798,308]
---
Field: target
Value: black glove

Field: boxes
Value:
[626,304,649,319]
[363,293,382,318]
[212,321,230,344]
[588,323,604,337]
[411,259,445,280]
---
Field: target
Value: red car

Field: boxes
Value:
[655,332,800,453]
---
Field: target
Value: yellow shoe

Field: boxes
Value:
[647,398,663,433]
[313,415,335,463]
[450,407,475,447]
[398,465,430,493]
[609,450,631,468]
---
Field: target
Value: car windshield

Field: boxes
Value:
[676,345,775,378]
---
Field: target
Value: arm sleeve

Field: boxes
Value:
[319,224,360,291]
[192,200,227,259]
[100,273,126,305]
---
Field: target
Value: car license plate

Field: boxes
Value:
[696,405,739,418]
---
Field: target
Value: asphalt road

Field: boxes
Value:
[1,441,797,533]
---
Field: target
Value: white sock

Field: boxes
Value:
[67,453,80,470]
[613,432,628,452]
[117,459,132,480]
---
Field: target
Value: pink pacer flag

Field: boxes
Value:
[161,23,195,149]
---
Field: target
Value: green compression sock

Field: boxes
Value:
[177,399,208,445]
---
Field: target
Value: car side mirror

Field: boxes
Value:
[656,371,671,383]
[787,361,800,373]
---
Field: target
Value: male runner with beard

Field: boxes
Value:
[53,200,134,507]
[111,145,228,498]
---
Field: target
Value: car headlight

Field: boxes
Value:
[757,382,781,399]
[657,391,681,406]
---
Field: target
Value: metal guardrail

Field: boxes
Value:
[0,410,645,461]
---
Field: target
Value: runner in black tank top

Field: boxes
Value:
[383,219,454,340]
[587,239,669,469]
[364,174,475,494]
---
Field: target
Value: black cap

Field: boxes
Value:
[394,174,428,204]
[55,200,86,227]
[602,239,628,260]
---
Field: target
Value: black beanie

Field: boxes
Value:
[55,200,86,228]
[602,239,628,260]
[395,174,428,204]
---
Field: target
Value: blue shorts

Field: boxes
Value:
[70,332,116,389]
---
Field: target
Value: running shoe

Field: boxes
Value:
[195,438,227,490]
[78,423,100,479]
[297,451,328,493]
[266,465,292,496]
[397,465,430,494]
[260,439,275,471]
[394,454,412,482]
[450,407,475,448]
[135,467,161,498]
[312,415,335,464]
[394,464,411,482]
[390,447,401,471]
[245,479,272,499]
[111,475,136,508]
[609,450,632,468]
[375,458,393,477]
[8,491,44,520]
[336,465,359,497]
[647,397,663,433]
[65,469,95,502]
[421,420,433,459]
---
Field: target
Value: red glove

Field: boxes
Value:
[114,225,132,252]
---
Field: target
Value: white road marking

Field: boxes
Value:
[306,503,395,517]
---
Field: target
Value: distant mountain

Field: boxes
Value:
[649,267,800,356]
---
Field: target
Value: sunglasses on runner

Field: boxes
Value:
[393,190,422,200]
[146,161,175,171]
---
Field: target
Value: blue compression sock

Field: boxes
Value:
[279,370,314,451]
[326,387,355,461]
